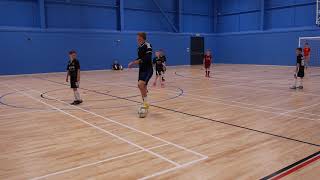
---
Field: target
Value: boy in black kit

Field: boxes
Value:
[128,32,153,109]
[290,48,305,89]
[159,49,167,82]
[66,50,83,105]
[152,51,165,87]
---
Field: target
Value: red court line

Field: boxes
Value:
[271,154,320,180]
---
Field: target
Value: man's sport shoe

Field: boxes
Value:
[143,102,150,109]
[290,86,297,90]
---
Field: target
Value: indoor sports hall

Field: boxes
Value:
[0,0,319,180]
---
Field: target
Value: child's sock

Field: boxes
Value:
[293,79,297,87]
[73,91,78,101]
[74,90,81,101]
[299,78,303,87]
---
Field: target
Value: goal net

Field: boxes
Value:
[299,36,320,66]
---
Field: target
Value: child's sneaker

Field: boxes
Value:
[71,101,77,105]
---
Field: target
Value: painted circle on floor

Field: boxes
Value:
[0,86,183,110]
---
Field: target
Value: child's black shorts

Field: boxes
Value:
[156,68,164,76]
[297,70,304,78]
[70,76,79,88]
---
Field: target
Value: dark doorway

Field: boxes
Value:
[190,36,204,65]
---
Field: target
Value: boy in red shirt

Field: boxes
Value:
[203,50,213,77]
[303,42,311,69]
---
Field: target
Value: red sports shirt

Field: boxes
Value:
[204,55,212,64]
[304,47,311,56]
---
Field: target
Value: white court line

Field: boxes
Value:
[139,156,208,180]
[174,70,293,82]
[260,100,320,122]
[7,82,209,180]
[30,144,169,180]
[170,72,320,117]
[74,75,319,122]
[185,72,320,98]
[180,77,320,116]
[5,84,181,168]
[83,77,320,122]
[9,81,208,159]
[84,76,245,102]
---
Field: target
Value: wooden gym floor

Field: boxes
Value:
[0,64,319,180]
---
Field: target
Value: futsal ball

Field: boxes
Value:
[138,106,148,118]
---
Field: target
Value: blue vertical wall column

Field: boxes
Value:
[260,0,264,31]
[213,0,218,33]
[118,0,124,31]
[178,0,183,33]
[208,0,214,32]
[38,0,46,28]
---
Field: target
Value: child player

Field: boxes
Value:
[153,51,165,88]
[128,32,153,109]
[66,50,83,105]
[303,42,311,69]
[203,50,213,77]
[159,49,167,82]
[290,48,305,89]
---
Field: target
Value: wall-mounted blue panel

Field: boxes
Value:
[265,8,295,29]
[295,0,314,4]
[124,0,176,12]
[65,0,117,6]
[214,29,320,65]
[295,4,316,27]
[218,0,238,14]
[124,0,157,11]
[183,0,210,15]
[239,12,260,31]
[238,0,260,11]
[183,15,211,33]
[124,10,176,32]
[0,0,39,27]
[217,15,239,32]
[46,3,117,29]
[265,0,295,8]
[182,0,212,33]
[217,0,316,32]
[217,0,260,33]
[0,30,199,75]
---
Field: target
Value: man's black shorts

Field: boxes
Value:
[138,70,153,85]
